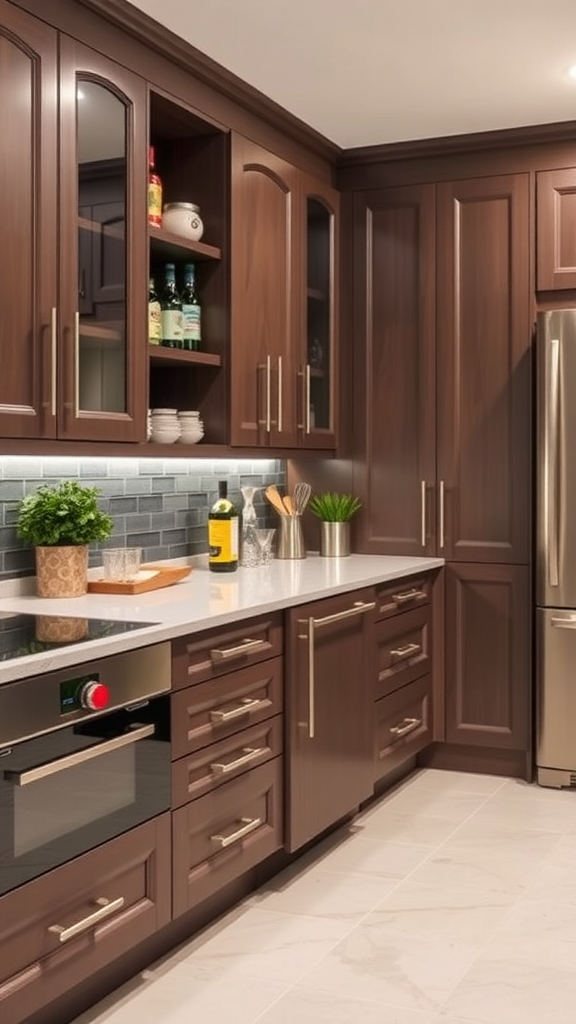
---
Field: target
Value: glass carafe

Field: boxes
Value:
[240,485,261,567]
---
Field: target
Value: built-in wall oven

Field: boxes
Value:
[0,632,171,898]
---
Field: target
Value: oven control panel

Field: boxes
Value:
[60,674,110,714]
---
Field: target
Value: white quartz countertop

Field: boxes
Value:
[0,554,443,685]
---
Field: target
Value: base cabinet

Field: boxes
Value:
[444,562,530,751]
[0,814,171,1024]
[285,589,376,852]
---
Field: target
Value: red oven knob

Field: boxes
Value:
[80,682,110,711]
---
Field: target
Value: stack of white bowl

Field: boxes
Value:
[177,410,204,444]
[149,408,180,444]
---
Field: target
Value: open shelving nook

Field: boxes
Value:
[148,89,229,444]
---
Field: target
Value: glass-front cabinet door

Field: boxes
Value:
[58,39,147,441]
[299,177,339,449]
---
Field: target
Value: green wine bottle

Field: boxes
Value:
[181,262,202,351]
[160,263,183,348]
[208,481,239,573]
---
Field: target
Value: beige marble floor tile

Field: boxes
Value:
[397,768,508,796]
[380,788,493,823]
[464,793,576,833]
[297,925,477,1014]
[73,961,290,1024]
[256,984,436,1023]
[299,833,434,880]
[247,863,396,921]
[441,954,576,1024]
[168,906,351,985]
[353,807,461,847]
[486,897,576,970]
[371,880,513,945]
[408,828,560,897]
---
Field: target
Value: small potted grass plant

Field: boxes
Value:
[16,480,113,597]
[308,491,362,557]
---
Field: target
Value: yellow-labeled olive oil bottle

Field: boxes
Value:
[208,481,239,573]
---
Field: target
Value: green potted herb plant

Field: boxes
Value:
[308,491,362,557]
[16,481,113,597]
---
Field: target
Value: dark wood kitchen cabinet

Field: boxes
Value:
[352,172,531,775]
[170,613,284,917]
[0,814,171,1024]
[285,588,375,852]
[230,134,338,450]
[536,167,576,291]
[444,562,530,753]
[0,0,148,442]
[353,174,531,564]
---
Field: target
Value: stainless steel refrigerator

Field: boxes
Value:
[536,308,576,787]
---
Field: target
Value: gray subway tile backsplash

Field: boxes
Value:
[0,456,285,580]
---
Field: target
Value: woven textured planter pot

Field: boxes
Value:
[35,545,88,598]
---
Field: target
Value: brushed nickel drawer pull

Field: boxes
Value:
[209,638,267,662]
[390,642,422,662]
[210,697,262,723]
[5,724,155,786]
[48,896,125,943]
[210,746,267,775]
[311,600,376,630]
[391,588,426,605]
[389,717,421,738]
[211,816,262,848]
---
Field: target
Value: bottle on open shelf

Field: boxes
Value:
[160,263,184,348]
[148,146,162,227]
[181,263,202,351]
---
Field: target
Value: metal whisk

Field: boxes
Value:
[293,481,312,516]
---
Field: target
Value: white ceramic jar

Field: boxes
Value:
[162,202,204,241]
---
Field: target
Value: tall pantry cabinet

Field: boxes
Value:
[351,170,532,775]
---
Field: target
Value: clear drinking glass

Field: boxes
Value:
[255,528,276,565]
[102,547,142,581]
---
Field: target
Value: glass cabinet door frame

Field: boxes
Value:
[298,177,339,450]
[58,37,148,442]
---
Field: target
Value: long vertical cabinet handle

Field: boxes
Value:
[421,480,427,548]
[304,601,375,740]
[74,311,80,417]
[547,338,560,587]
[277,355,283,432]
[305,364,311,433]
[50,307,57,417]
[307,615,315,739]
[439,480,445,550]
[265,354,271,432]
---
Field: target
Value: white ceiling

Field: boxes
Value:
[127,0,576,150]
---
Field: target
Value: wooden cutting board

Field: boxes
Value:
[87,564,191,595]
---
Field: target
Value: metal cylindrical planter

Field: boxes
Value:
[320,521,351,557]
[35,545,89,597]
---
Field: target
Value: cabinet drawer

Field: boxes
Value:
[172,613,283,690]
[374,676,432,781]
[172,714,283,808]
[0,814,171,1024]
[375,604,431,699]
[171,656,283,759]
[375,575,431,621]
[172,757,283,917]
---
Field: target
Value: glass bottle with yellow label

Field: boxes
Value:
[208,481,239,573]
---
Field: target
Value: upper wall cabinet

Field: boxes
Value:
[536,167,576,291]
[0,0,148,442]
[230,135,338,450]
[353,173,531,564]
[59,38,147,442]
[0,2,57,439]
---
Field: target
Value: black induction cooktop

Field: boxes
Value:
[0,612,152,662]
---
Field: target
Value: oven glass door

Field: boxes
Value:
[0,697,170,897]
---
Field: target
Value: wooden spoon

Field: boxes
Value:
[283,494,295,516]
[265,484,288,515]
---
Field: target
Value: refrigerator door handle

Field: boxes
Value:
[551,614,576,629]
[546,338,560,587]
